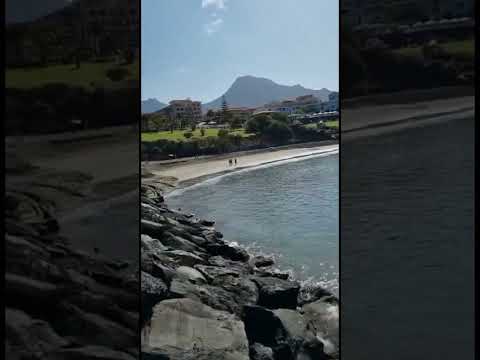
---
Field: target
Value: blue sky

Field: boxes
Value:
[142,0,338,103]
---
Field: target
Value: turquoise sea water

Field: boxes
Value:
[167,152,339,294]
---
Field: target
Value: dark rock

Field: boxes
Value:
[242,306,286,348]
[211,275,259,311]
[254,268,290,280]
[252,276,300,309]
[141,219,167,239]
[142,298,249,360]
[298,284,335,306]
[250,343,274,360]
[142,272,169,321]
[54,302,137,348]
[6,308,70,356]
[175,266,207,284]
[141,251,176,284]
[160,249,207,267]
[200,219,215,227]
[205,243,250,262]
[51,345,137,360]
[141,234,167,253]
[194,264,242,283]
[208,256,252,274]
[161,232,204,253]
[251,255,275,268]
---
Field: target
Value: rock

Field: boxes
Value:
[169,278,243,315]
[242,306,286,348]
[206,243,250,262]
[175,266,207,284]
[252,277,300,309]
[161,232,204,253]
[194,264,242,283]
[200,219,215,227]
[273,309,313,343]
[160,250,206,267]
[141,250,176,283]
[54,302,137,349]
[302,300,339,356]
[251,255,275,268]
[141,234,167,253]
[208,256,252,274]
[143,298,249,360]
[298,284,335,307]
[141,219,167,239]
[254,268,290,280]
[211,275,259,312]
[6,308,70,356]
[142,272,169,321]
[51,346,137,360]
[249,343,274,360]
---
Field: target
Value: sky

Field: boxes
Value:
[142,0,339,103]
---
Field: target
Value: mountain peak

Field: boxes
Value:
[204,76,332,110]
[141,98,167,113]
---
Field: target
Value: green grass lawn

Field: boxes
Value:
[5,61,138,90]
[392,39,474,61]
[141,128,254,142]
[324,120,339,128]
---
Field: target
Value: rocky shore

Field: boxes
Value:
[141,183,339,360]
[5,172,139,360]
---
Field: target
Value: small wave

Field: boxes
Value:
[166,148,338,198]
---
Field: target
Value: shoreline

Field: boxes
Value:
[143,141,338,193]
[141,184,339,359]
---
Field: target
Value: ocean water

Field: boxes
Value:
[167,152,339,294]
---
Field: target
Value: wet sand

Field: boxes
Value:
[144,143,339,185]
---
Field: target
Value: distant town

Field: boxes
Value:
[141,91,339,160]
[142,92,338,132]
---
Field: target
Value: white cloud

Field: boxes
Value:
[201,0,227,10]
[204,18,224,35]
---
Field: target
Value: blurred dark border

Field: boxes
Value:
[340,1,475,359]
[5,2,140,359]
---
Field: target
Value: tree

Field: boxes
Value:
[271,112,289,123]
[200,128,206,136]
[218,129,229,138]
[221,96,231,124]
[229,116,243,129]
[206,109,215,118]
[245,115,270,134]
[264,120,293,142]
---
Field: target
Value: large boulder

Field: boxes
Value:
[142,272,169,321]
[302,300,339,357]
[205,243,250,262]
[161,232,204,253]
[252,277,300,309]
[169,278,251,316]
[175,266,207,284]
[249,343,274,360]
[160,250,207,267]
[142,298,249,360]
[194,264,243,283]
[6,308,69,357]
[250,255,275,268]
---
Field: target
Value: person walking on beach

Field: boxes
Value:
[234,158,237,165]
[228,159,232,166]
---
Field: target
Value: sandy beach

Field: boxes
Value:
[143,142,339,185]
